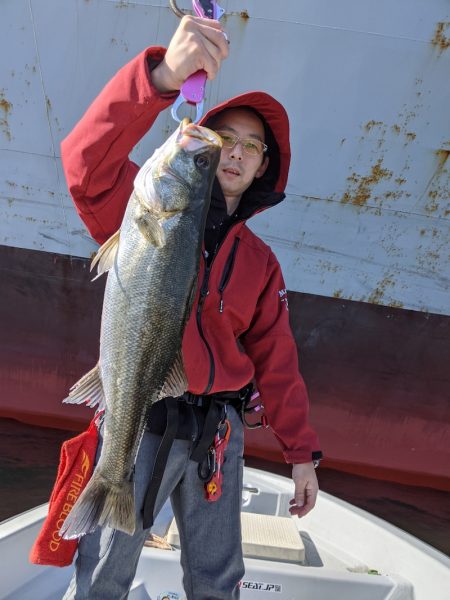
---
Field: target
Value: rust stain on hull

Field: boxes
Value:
[367,275,396,305]
[342,118,422,207]
[364,120,383,131]
[423,149,449,214]
[222,10,250,25]
[435,148,450,168]
[431,22,450,52]
[0,90,12,141]
[341,158,393,207]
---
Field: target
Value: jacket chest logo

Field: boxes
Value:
[278,288,289,311]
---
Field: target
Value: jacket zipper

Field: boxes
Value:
[218,237,240,313]
[196,228,240,394]
[197,252,215,394]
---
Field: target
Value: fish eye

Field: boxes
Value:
[195,154,210,169]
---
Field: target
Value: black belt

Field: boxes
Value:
[142,388,249,529]
[142,397,179,529]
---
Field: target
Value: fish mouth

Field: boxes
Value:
[179,118,222,148]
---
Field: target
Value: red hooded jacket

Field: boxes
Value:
[61,47,321,464]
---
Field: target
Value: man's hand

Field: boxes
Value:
[289,462,319,518]
[152,16,229,93]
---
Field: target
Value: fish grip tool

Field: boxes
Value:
[170,0,225,123]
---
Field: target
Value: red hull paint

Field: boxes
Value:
[1,245,449,490]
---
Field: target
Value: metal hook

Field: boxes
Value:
[169,0,187,18]
[171,94,204,123]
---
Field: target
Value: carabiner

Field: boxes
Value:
[197,447,216,482]
[171,92,205,124]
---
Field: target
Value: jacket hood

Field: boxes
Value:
[199,91,291,200]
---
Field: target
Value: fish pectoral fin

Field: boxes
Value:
[136,210,165,247]
[63,363,106,410]
[90,230,120,281]
[158,351,188,400]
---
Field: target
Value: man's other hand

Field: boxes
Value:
[289,462,319,518]
[152,16,229,93]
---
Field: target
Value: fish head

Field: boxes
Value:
[134,118,222,220]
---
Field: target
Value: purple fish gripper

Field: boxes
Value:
[171,1,225,123]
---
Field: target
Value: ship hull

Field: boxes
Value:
[1,1,449,492]
[2,244,448,491]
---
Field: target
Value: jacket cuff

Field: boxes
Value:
[142,46,179,103]
[283,449,323,464]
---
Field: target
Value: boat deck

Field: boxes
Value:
[3,468,449,600]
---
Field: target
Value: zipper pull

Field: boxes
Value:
[198,266,211,309]
[219,296,224,313]
[201,271,210,297]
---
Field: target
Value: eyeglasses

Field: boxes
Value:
[215,130,268,156]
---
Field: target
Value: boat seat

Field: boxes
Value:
[166,512,305,563]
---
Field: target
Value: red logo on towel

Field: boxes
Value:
[49,451,90,552]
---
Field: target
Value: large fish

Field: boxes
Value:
[60,119,221,539]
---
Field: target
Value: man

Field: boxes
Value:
[61,15,322,600]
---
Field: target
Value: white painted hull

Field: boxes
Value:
[0,0,449,314]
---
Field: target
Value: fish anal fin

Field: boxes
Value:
[158,352,188,400]
[91,230,120,281]
[63,363,105,410]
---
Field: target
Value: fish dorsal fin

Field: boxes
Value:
[90,230,120,281]
[158,351,188,400]
[63,363,106,410]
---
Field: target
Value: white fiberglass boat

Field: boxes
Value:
[1,467,449,600]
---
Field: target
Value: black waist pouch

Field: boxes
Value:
[146,387,251,449]
[146,398,208,442]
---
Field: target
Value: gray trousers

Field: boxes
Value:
[62,406,245,600]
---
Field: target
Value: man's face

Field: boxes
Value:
[212,108,269,203]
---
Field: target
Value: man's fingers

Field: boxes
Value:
[182,16,229,58]
[196,22,230,58]
[289,504,313,518]
[200,37,226,80]
[289,493,316,517]
[176,16,229,81]
[183,16,224,30]
[289,484,318,518]
[180,16,229,58]
[289,463,319,518]
[154,15,229,92]
[295,493,305,507]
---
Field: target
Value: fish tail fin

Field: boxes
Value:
[59,472,135,539]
